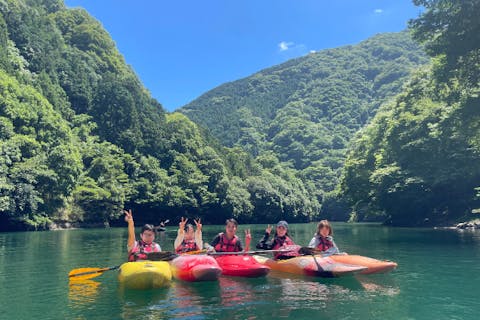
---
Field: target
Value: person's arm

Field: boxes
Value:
[174,217,187,250]
[124,209,136,252]
[194,218,203,250]
[256,225,273,249]
[174,229,185,250]
[244,229,251,252]
[308,236,318,248]
[256,233,275,250]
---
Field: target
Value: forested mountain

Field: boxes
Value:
[2,0,474,230]
[180,32,429,218]
[0,0,319,230]
[340,0,480,226]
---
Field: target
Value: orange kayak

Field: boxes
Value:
[328,254,397,274]
[254,255,366,278]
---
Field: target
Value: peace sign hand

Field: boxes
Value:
[124,209,133,223]
[194,218,202,231]
[179,217,188,229]
[245,228,251,241]
[265,224,272,235]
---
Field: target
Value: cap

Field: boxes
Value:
[277,220,288,229]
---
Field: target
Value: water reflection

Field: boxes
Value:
[68,279,101,305]
[356,275,400,296]
[169,281,219,319]
[118,285,170,319]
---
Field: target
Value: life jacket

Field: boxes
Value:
[273,236,299,259]
[176,238,199,254]
[128,240,161,261]
[315,236,334,252]
[214,233,239,252]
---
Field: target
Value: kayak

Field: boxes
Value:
[215,255,270,277]
[170,255,222,281]
[328,254,397,274]
[118,261,172,289]
[254,255,366,278]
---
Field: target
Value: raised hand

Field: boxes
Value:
[194,218,202,231]
[179,217,188,230]
[245,228,251,241]
[265,224,272,234]
[124,209,133,223]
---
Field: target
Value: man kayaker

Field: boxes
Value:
[256,220,300,260]
[174,217,203,253]
[124,209,162,261]
[206,218,251,252]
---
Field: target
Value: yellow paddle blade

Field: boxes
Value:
[68,266,118,280]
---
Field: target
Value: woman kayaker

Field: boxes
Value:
[124,209,162,261]
[174,217,203,253]
[308,219,340,255]
[207,218,251,252]
[256,220,300,260]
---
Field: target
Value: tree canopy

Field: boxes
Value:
[340,0,480,226]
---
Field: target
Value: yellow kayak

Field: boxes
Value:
[118,261,172,289]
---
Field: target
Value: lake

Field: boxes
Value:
[0,223,479,319]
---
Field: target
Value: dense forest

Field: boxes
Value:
[0,0,324,230]
[180,32,429,220]
[181,0,480,226]
[340,0,480,226]
[1,0,478,231]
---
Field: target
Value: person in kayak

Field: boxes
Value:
[174,217,203,253]
[308,219,340,255]
[206,218,251,252]
[256,220,300,260]
[124,209,162,261]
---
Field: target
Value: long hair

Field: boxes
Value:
[315,220,333,236]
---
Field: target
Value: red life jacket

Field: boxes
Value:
[175,238,199,254]
[214,233,239,252]
[273,236,299,259]
[128,240,161,261]
[315,236,334,252]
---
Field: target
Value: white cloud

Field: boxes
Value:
[278,41,294,51]
[374,9,383,14]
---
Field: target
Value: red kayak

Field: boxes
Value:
[170,255,222,282]
[214,255,270,277]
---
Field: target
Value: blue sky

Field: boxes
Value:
[64,1,422,111]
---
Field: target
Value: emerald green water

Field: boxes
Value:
[1,223,479,319]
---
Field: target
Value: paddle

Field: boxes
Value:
[69,266,120,281]
[207,249,294,256]
[298,246,345,257]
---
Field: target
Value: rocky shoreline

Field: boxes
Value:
[454,219,480,230]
